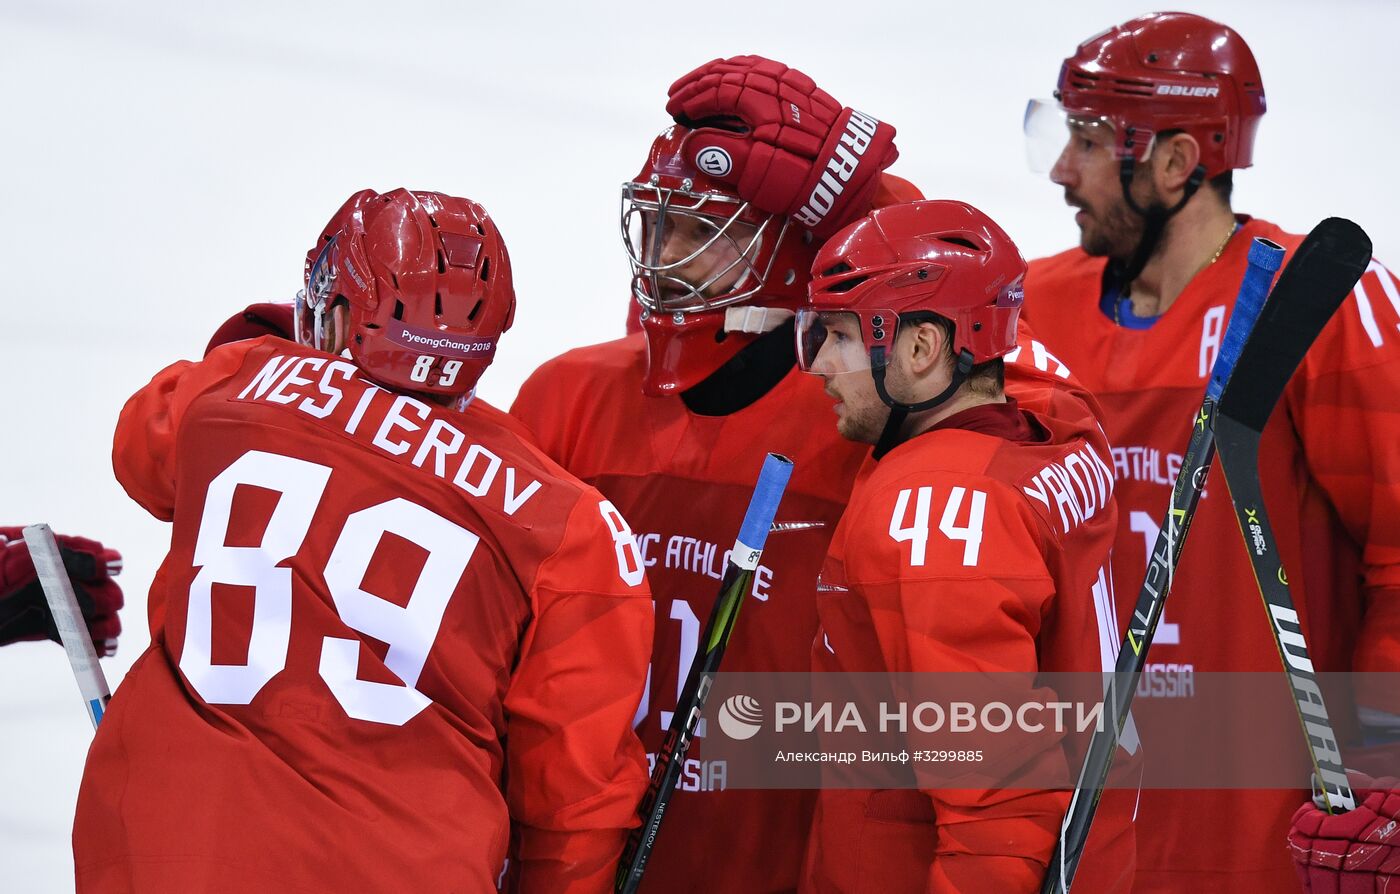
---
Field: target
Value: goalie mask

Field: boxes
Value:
[297,188,515,400]
[622,124,818,395]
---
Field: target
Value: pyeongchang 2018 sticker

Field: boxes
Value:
[696,146,733,177]
[387,321,495,359]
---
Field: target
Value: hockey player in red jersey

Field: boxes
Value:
[796,199,1132,893]
[512,55,922,892]
[74,188,653,893]
[1021,13,1400,891]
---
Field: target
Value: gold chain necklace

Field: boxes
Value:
[1116,223,1238,325]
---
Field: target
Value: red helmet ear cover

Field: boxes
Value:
[808,200,1025,365]
[1057,12,1266,176]
[307,188,515,396]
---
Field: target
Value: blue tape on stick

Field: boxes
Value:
[735,454,794,556]
[1207,237,1285,401]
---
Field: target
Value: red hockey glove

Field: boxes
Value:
[665,55,898,238]
[204,301,296,356]
[0,528,122,657]
[1289,774,1400,892]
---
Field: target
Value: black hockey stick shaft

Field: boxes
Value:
[1041,237,1283,893]
[616,453,794,894]
[1213,217,1373,816]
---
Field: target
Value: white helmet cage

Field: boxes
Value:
[620,174,793,315]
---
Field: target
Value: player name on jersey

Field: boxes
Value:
[1020,441,1115,536]
[236,353,542,517]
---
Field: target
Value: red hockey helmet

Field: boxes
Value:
[622,124,819,395]
[1026,12,1266,178]
[622,124,919,395]
[797,200,1025,380]
[298,188,515,398]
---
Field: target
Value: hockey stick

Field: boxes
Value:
[22,524,112,730]
[1040,236,1284,893]
[1213,217,1373,816]
[615,453,794,894]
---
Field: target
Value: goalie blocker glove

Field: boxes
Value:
[665,54,898,239]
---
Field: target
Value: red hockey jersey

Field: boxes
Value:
[1023,217,1400,891]
[76,337,653,894]
[513,335,865,893]
[510,324,1130,892]
[803,397,1132,894]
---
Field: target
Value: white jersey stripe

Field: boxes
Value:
[1352,278,1384,348]
[1368,260,1400,334]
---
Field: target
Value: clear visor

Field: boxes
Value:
[621,180,778,314]
[296,237,337,350]
[796,309,897,374]
[1023,98,1154,173]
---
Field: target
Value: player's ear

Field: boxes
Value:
[903,320,946,377]
[1154,132,1203,195]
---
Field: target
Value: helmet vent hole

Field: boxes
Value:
[427,214,440,228]
[828,275,870,294]
[936,236,982,251]
[467,300,483,322]
[784,269,796,286]
[479,257,491,282]
[437,251,447,274]
[472,224,484,236]
[823,262,854,277]
[435,293,443,316]
[393,300,405,321]
[391,273,399,289]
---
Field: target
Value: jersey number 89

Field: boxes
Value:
[180,450,479,726]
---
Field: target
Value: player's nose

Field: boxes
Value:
[1049,145,1077,188]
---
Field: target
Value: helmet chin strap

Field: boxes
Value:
[869,346,976,460]
[1109,154,1207,286]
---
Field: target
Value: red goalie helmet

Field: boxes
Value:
[1026,12,1266,178]
[298,188,515,398]
[621,124,919,395]
[621,124,819,395]
[797,199,1025,375]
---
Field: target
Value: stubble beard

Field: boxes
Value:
[1079,194,1145,262]
[836,400,892,445]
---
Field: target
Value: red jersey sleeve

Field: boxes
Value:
[504,493,653,894]
[844,470,1070,893]
[111,342,257,521]
[1287,259,1400,706]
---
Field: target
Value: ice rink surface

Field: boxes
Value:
[3,0,1396,888]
